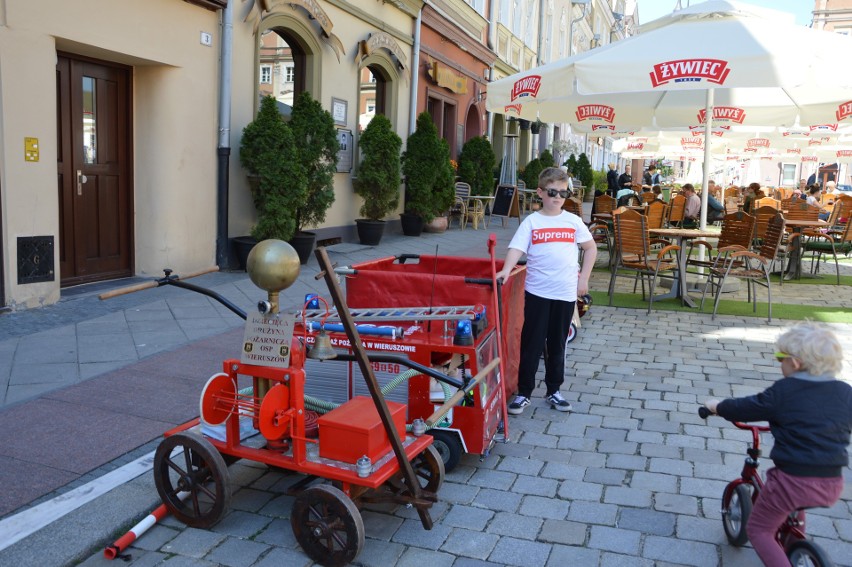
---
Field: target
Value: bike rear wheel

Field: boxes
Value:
[722,483,752,546]
[786,539,835,567]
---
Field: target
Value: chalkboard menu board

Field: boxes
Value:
[491,185,521,224]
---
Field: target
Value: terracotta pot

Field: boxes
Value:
[423,216,448,233]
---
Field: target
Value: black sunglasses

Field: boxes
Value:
[543,188,570,198]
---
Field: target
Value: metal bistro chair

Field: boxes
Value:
[608,208,680,314]
[701,212,786,322]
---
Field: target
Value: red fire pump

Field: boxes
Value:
[102,236,523,565]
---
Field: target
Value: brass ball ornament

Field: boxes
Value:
[246,239,301,293]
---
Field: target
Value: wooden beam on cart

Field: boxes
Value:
[314,247,434,530]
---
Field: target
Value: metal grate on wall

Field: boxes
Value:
[17,236,54,284]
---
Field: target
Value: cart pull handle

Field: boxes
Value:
[394,254,420,264]
[98,267,219,300]
[425,357,500,427]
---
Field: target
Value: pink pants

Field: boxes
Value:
[746,467,843,567]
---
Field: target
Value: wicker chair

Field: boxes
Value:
[608,209,680,314]
[450,182,471,229]
[701,212,787,322]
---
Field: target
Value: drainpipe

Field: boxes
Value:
[409,6,423,135]
[486,0,498,141]
[215,1,234,269]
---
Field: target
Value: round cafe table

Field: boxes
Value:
[648,227,719,308]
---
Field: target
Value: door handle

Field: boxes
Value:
[76,170,88,195]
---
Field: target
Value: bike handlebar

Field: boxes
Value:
[697,405,770,434]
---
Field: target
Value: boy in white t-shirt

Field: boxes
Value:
[496,167,597,414]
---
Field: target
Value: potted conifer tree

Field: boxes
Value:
[401,112,455,235]
[352,115,402,245]
[289,91,340,264]
[458,136,496,197]
[237,95,306,268]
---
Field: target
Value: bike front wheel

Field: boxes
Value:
[722,483,752,546]
[787,539,835,567]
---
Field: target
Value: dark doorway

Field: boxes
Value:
[56,53,133,286]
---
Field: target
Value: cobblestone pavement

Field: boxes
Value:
[1,218,851,567]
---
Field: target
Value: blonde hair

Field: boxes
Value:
[776,322,843,376]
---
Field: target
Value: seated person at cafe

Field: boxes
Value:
[682,183,701,227]
[742,182,761,214]
[652,185,665,202]
[616,185,640,207]
[806,185,831,221]
[706,192,725,222]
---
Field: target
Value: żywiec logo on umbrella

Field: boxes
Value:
[511,75,542,101]
[747,138,771,148]
[786,148,801,154]
[836,101,852,122]
[697,107,745,125]
[649,59,730,87]
[802,156,819,162]
[837,149,852,158]
[808,139,824,146]
[575,104,615,123]
[680,137,704,150]
[504,104,523,116]
[810,124,838,132]
[627,142,645,151]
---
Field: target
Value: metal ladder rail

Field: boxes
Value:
[301,305,483,323]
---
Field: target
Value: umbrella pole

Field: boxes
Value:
[701,88,714,232]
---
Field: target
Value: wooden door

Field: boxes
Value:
[57,54,132,286]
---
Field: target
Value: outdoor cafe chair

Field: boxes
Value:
[685,211,755,274]
[754,197,781,210]
[593,194,616,221]
[700,212,786,322]
[665,194,686,227]
[724,187,740,200]
[608,208,680,314]
[752,205,781,247]
[450,182,471,229]
[645,199,666,230]
[562,197,583,217]
[826,194,852,231]
[803,214,852,285]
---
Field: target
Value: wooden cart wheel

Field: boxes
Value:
[153,432,231,528]
[410,444,445,494]
[291,484,365,567]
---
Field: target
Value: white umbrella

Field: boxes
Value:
[487,0,852,227]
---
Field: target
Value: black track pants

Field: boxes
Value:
[515,291,575,398]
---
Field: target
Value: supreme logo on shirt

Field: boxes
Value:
[532,228,576,244]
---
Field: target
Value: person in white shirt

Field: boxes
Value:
[496,167,597,415]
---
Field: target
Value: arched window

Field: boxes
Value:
[255,14,321,114]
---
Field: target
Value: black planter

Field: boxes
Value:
[232,236,258,271]
[289,231,316,265]
[400,213,424,237]
[355,219,385,245]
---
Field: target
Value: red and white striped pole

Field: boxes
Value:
[104,502,170,560]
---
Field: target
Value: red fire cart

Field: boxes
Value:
[300,236,525,472]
